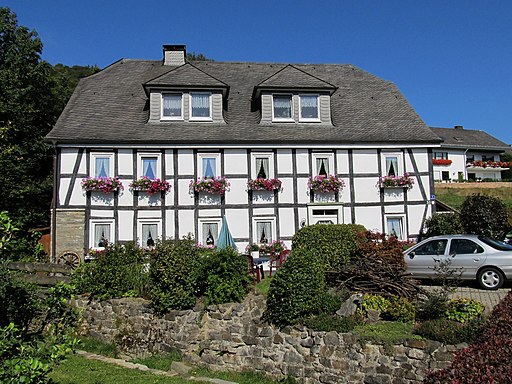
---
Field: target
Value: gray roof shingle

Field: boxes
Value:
[46,58,441,145]
[430,126,510,151]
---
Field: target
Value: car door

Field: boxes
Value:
[405,239,448,278]
[446,238,486,279]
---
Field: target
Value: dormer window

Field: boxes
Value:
[272,95,293,121]
[162,93,183,120]
[190,92,212,121]
[299,95,319,121]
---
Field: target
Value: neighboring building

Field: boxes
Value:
[45,45,441,262]
[430,126,511,182]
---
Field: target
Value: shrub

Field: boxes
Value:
[359,294,415,323]
[445,298,485,323]
[302,314,361,333]
[263,247,327,327]
[291,224,365,271]
[203,247,253,305]
[460,194,509,238]
[414,317,485,344]
[424,212,463,237]
[72,242,150,300]
[355,231,406,268]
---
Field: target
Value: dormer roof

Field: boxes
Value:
[253,64,336,98]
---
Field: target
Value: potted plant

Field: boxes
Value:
[307,175,345,193]
[377,173,414,190]
[190,176,230,195]
[245,243,261,258]
[129,176,171,196]
[432,159,452,166]
[81,177,124,194]
[247,178,283,192]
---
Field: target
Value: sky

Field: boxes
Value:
[4,0,512,144]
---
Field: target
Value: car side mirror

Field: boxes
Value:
[450,252,456,258]
[408,251,415,259]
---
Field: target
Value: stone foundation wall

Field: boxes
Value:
[72,294,461,384]
[54,209,85,260]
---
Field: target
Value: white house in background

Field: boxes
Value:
[45,44,442,263]
[430,126,511,182]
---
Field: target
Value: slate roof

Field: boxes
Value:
[431,127,510,151]
[46,58,441,145]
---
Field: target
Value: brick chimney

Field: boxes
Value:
[163,44,186,66]
[454,125,464,130]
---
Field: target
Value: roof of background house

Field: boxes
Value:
[430,126,510,152]
[46,58,441,145]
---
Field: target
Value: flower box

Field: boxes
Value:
[190,176,230,195]
[247,178,283,191]
[433,159,452,166]
[81,177,123,194]
[129,177,171,195]
[308,175,345,193]
[377,174,414,190]
[467,160,512,169]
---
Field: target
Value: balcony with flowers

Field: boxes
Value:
[432,159,452,166]
[247,178,283,192]
[467,160,512,171]
[129,177,171,196]
[190,176,230,195]
[308,175,345,194]
[377,173,414,191]
[81,177,124,194]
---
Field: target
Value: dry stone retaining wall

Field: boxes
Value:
[72,294,462,384]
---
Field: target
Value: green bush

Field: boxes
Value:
[150,236,205,313]
[414,317,485,344]
[291,224,365,271]
[445,298,485,323]
[72,243,150,300]
[424,212,463,237]
[360,294,415,323]
[204,247,253,305]
[302,314,361,333]
[460,194,509,238]
[263,247,327,327]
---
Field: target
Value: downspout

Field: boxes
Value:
[463,148,469,180]
[50,141,58,263]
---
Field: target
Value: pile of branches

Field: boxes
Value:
[325,231,422,300]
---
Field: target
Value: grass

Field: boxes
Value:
[78,335,119,357]
[354,321,423,343]
[255,276,272,295]
[132,352,182,371]
[435,184,512,213]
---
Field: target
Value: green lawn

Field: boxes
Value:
[435,185,512,214]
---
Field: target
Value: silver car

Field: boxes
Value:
[404,234,512,290]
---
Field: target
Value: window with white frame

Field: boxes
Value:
[137,220,161,248]
[199,153,220,178]
[433,152,449,160]
[252,153,274,179]
[91,153,113,178]
[253,217,276,245]
[312,153,334,177]
[299,94,319,121]
[162,93,183,119]
[138,154,160,179]
[190,93,212,120]
[90,220,114,249]
[272,95,293,120]
[386,217,405,240]
[199,218,221,246]
[383,154,402,177]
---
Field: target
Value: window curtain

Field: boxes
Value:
[95,157,110,178]
[255,158,269,179]
[386,157,398,177]
[142,223,157,247]
[256,222,272,244]
[301,96,318,118]
[387,218,403,239]
[192,94,210,117]
[316,158,329,176]
[203,223,218,245]
[95,224,110,247]
[273,96,291,118]
[202,158,216,178]
[163,94,181,116]
[143,157,157,179]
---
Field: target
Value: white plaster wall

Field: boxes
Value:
[198,209,221,217]
[90,210,114,218]
[165,210,175,240]
[164,151,174,176]
[178,210,195,238]
[59,178,71,205]
[118,210,134,241]
[277,150,293,174]
[405,149,428,174]
[224,150,247,175]
[297,177,310,204]
[408,204,428,237]
[383,188,405,203]
[252,190,275,205]
[69,179,86,206]
[118,150,133,176]
[198,193,221,205]
[252,207,275,216]
[278,207,296,238]
[384,205,405,214]
[178,150,194,175]
[60,149,81,174]
[343,207,352,224]
[137,192,161,207]
[355,206,382,232]
[178,179,194,206]
[352,150,378,174]
[353,178,380,203]
[297,207,308,229]
[225,209,249,239]
[336,150,349,174]
[279,177,294,204]
[137,210,161,219]
[225,178,248,205]
[117,179,133,206]
[339,177,351,203]
[296,150,309,173]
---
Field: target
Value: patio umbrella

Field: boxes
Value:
[217,215,237,250]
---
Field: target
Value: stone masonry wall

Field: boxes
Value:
[72,294,462,384]
[54,209,85,261]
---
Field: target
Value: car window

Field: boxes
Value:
[449,239,484,254]
[478,236,512,251]
[413,239,448,255]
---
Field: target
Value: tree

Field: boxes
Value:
[460,194,509,238]
[424,213,463,237]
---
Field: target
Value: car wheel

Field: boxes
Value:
[478,267,504,290]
